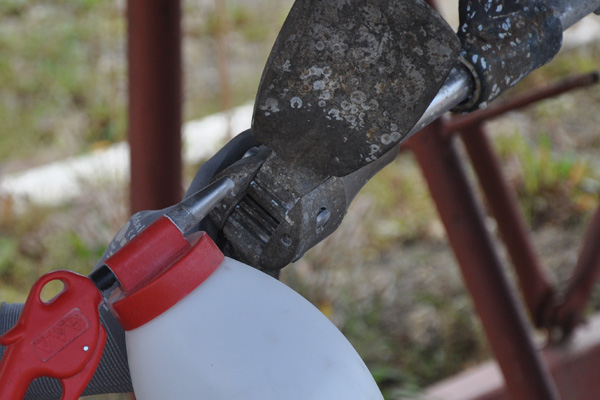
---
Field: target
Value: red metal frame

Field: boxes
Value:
[442,74,600,330]
[408,73,600,399]
[459,123,555,327]
[552,206,600,337]
[405,121,561,400]
[446,72,600,339]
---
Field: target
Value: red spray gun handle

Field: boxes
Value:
[0,271,106,400]
[0,178,233,399]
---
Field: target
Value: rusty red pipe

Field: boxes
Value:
[128,0,183,214]
[552,206,600,338]
[443,72,600,337]
[406,121,561,400]
[459,123,555,328]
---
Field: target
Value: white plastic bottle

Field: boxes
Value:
[110,234,384,400]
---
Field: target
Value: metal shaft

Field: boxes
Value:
[166,177,235,235]
[408,66,473,138]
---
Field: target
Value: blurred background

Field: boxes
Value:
[0,1,599,399]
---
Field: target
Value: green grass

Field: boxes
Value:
[494,131,599,227]
[182,0,291,122]
[0,1,126,163]
[0,0,292,165]
[0,193,122,303]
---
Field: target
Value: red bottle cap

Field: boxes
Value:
[112,231,224,331]
[104,216,191,294]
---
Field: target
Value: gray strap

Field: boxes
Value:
[0,303,133,399]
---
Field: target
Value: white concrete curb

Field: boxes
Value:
[0,104,253,209]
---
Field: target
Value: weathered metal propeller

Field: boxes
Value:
[252,0,460,177]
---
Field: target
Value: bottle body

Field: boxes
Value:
[125,257,383,400]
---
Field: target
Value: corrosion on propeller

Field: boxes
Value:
[252,0,460,177]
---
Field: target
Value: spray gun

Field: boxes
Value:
[0,173,390,399]
[0,178,233,399]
